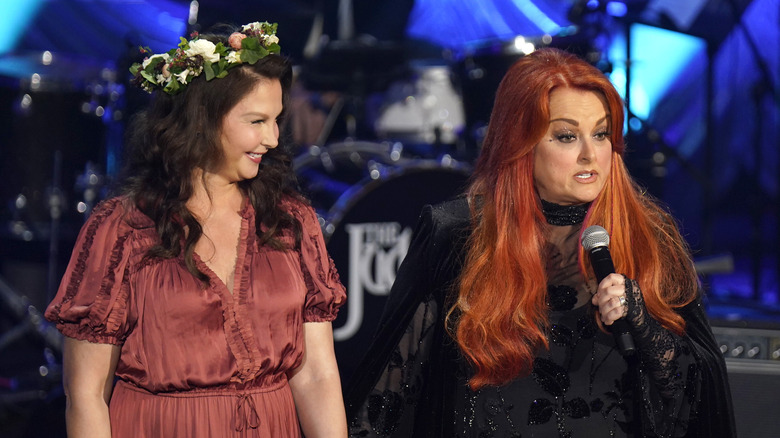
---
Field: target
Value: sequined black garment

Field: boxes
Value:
[540,199,590,226]
[345,197,736,438]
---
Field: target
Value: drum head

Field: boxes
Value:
[324,161,471,382]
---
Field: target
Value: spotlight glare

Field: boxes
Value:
[606,1,628,17]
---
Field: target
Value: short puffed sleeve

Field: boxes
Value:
[44,197,138,345]
[290,200,346,322]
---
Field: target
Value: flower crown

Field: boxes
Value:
[130,21,281,95]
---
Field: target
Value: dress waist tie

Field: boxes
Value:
[233,392,261,431]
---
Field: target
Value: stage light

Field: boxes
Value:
[606,2,627,17]
[0,1,44,55]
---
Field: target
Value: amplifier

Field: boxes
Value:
[712,325,780,437]
[712,326,780,360]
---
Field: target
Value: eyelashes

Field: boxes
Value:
[553,132,576,143]
[251,118,280,125]
[551,129,611,144]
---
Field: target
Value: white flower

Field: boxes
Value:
[185,39,220,63]
[142,53,170,69]
[265,34,279,45]
[176,68,191,84]
[226,51,242,64]
[153,73,172,86]
[242,22,262,33]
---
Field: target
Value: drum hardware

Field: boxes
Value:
[0,269,63,408]
[314,96,348,147]
[0,275,62,354]
[294,140,407,217]
[323,154,468,239]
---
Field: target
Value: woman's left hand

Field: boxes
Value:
[591,272,629,326]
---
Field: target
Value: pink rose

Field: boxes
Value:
[229,32,247,50]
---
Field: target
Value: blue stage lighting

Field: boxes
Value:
[0,1,44,55]
[608,23,705,120]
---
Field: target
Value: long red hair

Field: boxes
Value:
[450,48,698,390]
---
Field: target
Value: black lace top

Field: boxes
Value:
[345,198,735,438]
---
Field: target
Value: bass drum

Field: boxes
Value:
[295,142,471,382]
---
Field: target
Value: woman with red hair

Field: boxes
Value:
[346,47,734,437]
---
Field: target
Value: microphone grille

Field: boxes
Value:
[581,225,610,251]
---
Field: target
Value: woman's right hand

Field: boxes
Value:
[591,273,629,326]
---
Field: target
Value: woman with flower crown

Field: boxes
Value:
[45,22,347,437]
[345,48,735,437]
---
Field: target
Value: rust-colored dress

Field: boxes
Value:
[44,196,346,437]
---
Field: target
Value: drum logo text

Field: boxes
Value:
[333,222,412,341]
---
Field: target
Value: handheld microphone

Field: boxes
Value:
[581,225,636,356]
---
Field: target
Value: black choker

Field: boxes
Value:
[541,199,589,226]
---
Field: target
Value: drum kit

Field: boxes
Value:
[294,41,475,381]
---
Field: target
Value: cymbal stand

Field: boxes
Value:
[46,150,65,306]
[315,96,348,147]
[0,275,63,354]
[0,278,63,408]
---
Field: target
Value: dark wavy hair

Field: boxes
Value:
[120,24,302,282]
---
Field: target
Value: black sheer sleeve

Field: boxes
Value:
[345,200,470,438]
[624,278,736,437]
